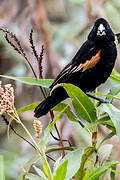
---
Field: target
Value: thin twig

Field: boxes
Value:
[1,115,56,162]
[28,30,65,149]
[29,30,47,98]
[50,111,66,156]
[46,155,56,162]
[50,132,72,147]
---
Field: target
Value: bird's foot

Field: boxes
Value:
[86,93,110,106]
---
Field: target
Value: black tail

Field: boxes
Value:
[34,87,68,118]
[34,96,54,118]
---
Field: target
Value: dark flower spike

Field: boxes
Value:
[29,29,39,61]
[0,28,37,79]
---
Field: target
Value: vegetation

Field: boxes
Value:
[0,0,120,179]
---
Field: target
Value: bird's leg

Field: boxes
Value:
[86,93,108,105]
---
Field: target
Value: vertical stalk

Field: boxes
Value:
[19,120,53,180]
[50,111,66,156]
[75,147,95,179]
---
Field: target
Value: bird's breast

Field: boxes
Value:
[74,42,117,92]
[97,42,117,69]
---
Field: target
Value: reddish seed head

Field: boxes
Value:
[0,82,16,115]
[33,120,42,139]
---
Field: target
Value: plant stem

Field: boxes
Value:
[50,110,66,156]
[18,119,53,180]
[76,146,95,180]
[41,149,53,180]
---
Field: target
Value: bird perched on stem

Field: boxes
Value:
[34,18,117,118]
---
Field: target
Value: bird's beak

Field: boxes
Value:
[97,24,106,36]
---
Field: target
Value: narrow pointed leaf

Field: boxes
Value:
[88,161,118,180]
[45,146,74,154]
[40,104,69,148]
[0,75,53,88]
[18,154,40,180]
[75,147,95,179]
[98,144,113,165]
[62,83,96,123]
[60,148,84,180]
[25,173,41,180]
[111,169,120,175]
[52,102,80,123]
[99,132,115,147]
[110,73,120,83]
[17,102,39,114]
[53,160,68,180]
[94,92,120,101]
[53,157,62,177]
[33,166,48,180]
[102,104,120,139]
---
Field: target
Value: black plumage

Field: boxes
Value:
[34,18,117,118]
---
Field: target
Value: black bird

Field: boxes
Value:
[34,18,117,118]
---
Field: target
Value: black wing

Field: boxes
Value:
[50,40,98,90]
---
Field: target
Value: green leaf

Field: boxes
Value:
[41,151,53,180]
[99,117,115,131]
[52,102,81,123]
[96,105,115,131]
[109,79,120,95]
[75,147,95,179]
[109,70,120,95]
[110,166,116,180]
[53,156,62,177]
[86,115,116,134]
[62,83,96,123]
[0,75,53,88]
[60,148,84,180]
[0,155,5,180]
[17,102,39,114]
[86,115,110,129]
[40,104,70,149]
[82,159,94,180]
[102,104,120,139]
[33,165,48,180]
[110,73,120,84]
[25,173,41,180]
[18,154,40,180]
[53,160,68,180]
[94,92,120,101]
[111,169,120,175]
[46,146,74,154]
[88,161,118,180]
[102,121,116,132]
[99,132,115,147]
[82,164,94,180]
[98,144,113,165]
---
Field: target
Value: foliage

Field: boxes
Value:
[1,74,120,179]
[1,1,120,179]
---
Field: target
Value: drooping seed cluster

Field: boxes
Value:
[33,120,42,139]
[0,81,16,115]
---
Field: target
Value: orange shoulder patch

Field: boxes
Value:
[77,50,101,72]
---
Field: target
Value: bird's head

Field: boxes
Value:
[88,18,115,42]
